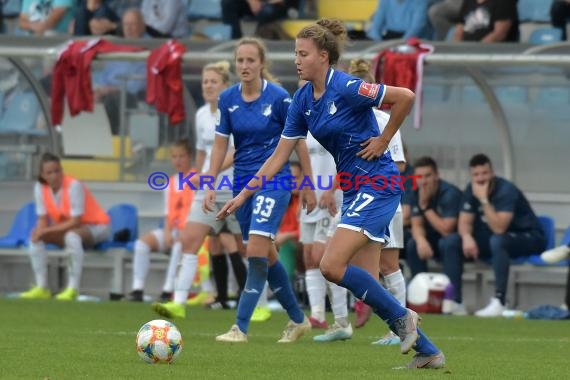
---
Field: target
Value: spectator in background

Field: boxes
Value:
[140,0,187,38]
[428,0,463,40]
[551,0,570,41]
[406,156,465,315]
[92,8,146,135]
[18,0,74,36]
[366,0,430,41]
[73,0,120,36]
[454,0,519,42]
[221,0,296,40]
[457,154,546,317]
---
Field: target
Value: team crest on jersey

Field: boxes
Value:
[358,82,380,99]
[327,101,337,115]
[262,104,272,117]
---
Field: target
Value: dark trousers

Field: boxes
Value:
[465,229,546,302]
[221,0,287,39]
[406,233,463,303]
[551,0,570,40]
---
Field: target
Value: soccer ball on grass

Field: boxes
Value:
[136,319,183,364]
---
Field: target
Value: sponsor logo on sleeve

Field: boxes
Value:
[358,82,380,99]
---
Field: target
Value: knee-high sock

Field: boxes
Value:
[173,253,198,304]
[268,261,304,324]
[384,269,406,307]
[211,254,229,302]
[132,239,150,290]
[162,242,182,292]
[305,268,327,321]
[338,265,405,324]
[328,281,348,320]
[65,231,84,290]
[29,241,47,288]
[407,328,440,356]
[339,265,441,355]
[236,257,268,333]
[229,251,247,293]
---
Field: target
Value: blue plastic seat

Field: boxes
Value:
[187,0,222,20]
[1,0,22,17]
[95,204,139,250]
[0,90,41,134]
[518,0,553,23]
[200,24,232,41]
[528,28,563,45]
[527,215,561,266]
[534,87,570,108]
[445,26,456,41]
[495,86,528,105]
[528,225,570,267]
[0,202,36,248]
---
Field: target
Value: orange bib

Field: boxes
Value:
[167,170,196,230]
[41,175,109,225]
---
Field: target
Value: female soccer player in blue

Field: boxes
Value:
[203,37,315,343]
[217,19,446,369]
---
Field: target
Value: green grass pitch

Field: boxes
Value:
[2,299,568,379]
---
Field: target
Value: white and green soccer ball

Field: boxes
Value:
[136,319,183,364]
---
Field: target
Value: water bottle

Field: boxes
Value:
[502,309,526,319]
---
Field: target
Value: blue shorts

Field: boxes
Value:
[338,184,401,243]
[235,188,291,243]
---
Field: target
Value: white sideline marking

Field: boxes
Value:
[91,330,570,344]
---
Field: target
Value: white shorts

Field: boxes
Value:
[187,199,241,235]
[384,208,403,249]
[86,224,111,244]
[326,212,341,239]
[149,228,179,253]
[300,215,333,244]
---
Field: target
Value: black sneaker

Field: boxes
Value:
[128,290,143,302]
[159,291,173,302]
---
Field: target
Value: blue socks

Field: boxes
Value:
[268,261,304,324]
[339,265,406,324]
[339,265,440,355]
[236,257,268,334]
[413,328,440,356]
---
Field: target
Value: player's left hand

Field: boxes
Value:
[216,193,246,220]
[301,188,317,215]
[357,136,389,161]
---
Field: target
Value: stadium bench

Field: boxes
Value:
[0,202,138,296]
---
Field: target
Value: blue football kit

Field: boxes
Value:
[281,67,440,356]
[282,68,402,242]
[216,79,293,242]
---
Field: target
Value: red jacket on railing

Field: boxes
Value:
[50,39,144,126]
[372,38,434,129]
[146,40,186,125]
